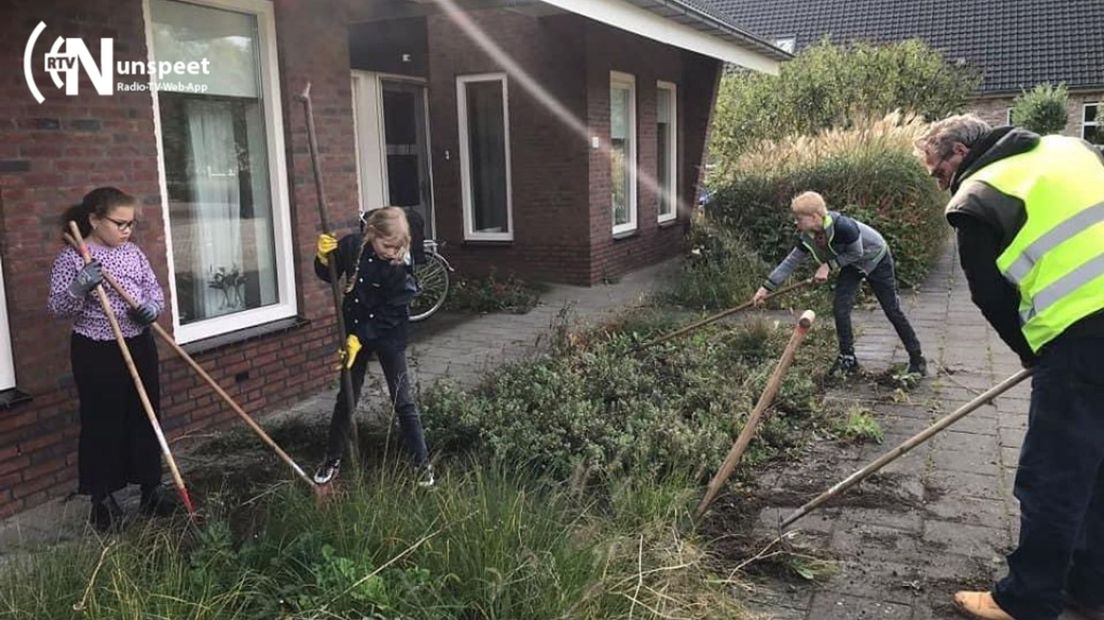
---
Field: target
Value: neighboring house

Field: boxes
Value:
[708,0,1104,144]
[0,0,786,516]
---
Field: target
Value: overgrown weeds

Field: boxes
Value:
[444,268,544,315]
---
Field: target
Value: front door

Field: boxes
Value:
[352,71,435,236]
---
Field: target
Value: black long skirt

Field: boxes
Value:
[71,331,161,496]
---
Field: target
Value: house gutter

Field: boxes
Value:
[537,0,787,73]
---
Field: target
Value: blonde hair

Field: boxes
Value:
[914,114,991,158]
[362,207,411,255]
[790,191,827,217]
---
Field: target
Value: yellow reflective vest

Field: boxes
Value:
[956,136,1104,352]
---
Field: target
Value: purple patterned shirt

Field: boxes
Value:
[48,242,164,340]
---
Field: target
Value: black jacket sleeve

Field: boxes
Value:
[314,234,361,284]
[953,215,1038,366]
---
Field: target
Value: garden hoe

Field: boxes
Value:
[696,309,816,517]
[637,278,813,351]
[67,222,196,519]
[62,233,320,499]
[778,367,1033,529]
[301,81,361,499]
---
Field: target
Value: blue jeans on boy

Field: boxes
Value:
[326,340,429,467]
[993,336,1104,620]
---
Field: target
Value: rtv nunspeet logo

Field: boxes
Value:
[23,21,211,104]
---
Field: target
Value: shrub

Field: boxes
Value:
[445,268,543,314]
[421,311,837,482]
[711,39,978,161]
[662,216,772,309]
[1011,83,1069,135]
[706,113,947,288]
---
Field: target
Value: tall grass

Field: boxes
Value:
[0,467,747,619]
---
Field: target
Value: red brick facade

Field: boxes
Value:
[426,12,721,285]
[0,1,729,517]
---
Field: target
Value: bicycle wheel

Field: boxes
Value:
[410,254,450,322]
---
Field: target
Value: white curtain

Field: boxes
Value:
[186,99,244,319]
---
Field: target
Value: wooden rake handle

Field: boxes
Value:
[62,233,316,490]
[696,309,817,517]
[65,222,195,516]
[639,278,813,351]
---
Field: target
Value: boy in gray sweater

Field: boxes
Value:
[752,191,926,375]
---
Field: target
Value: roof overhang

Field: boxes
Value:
[536,0,787,73]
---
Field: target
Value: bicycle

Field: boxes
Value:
[409,238,454,322]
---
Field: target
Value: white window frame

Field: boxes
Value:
[352,71,437,238]
[610,71,637,236]
[656,80,678,224]
[457,73,514,242]
[1083,102,1102,142]
[144,0,297,344]
[0,255,15,391]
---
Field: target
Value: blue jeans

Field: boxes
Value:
[325,340,429,467]
[993,336,1104,620]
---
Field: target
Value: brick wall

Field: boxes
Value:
[425,11,721,286]
[0,0,359,518]
[970,90,1104,140]
[585,22,721,284]
[426,11,592,285]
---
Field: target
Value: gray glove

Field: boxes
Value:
[67,260,103,298]
[128,301,159,325]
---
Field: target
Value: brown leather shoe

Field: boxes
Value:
[953,591,1014,620]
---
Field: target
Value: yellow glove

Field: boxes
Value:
[343,334,362,369]
[316,233,338,264]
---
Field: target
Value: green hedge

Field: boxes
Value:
[706,114,948,288]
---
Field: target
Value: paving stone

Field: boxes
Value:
[806,591,914,619]
[929,447,1001,476]
[923,495,1007,529]
[926,470,1003,500]
[922,520,1010,559]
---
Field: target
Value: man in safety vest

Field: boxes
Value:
[915,114,1104,620]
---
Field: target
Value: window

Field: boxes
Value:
[1084,103,1103,145]
[0,255,14,391]
[1007,107,1014,126]
[457,74,513,241]
[147,0,295,343]
[656,81,677,223]
[610,72,637,235]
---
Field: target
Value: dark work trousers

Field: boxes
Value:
[325,340,429,467]
[71,331,162,497]
[833,252,922,358]
[993,336,1104,620]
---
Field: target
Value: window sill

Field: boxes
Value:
[0,388,32,410]
[612,229,639,241]
[657,217,679,229]
[181,316,311,356]
[462,239,514,247]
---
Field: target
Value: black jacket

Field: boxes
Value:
[946,127,1104,365]
[315,234,418,345]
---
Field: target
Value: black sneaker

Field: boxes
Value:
[313,458,341,485]
[830,353,861,376]
[907,354,927,377]
[89,493,124,532]
[139,484,178,517]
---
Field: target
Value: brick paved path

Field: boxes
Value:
[747,239,1086,620]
